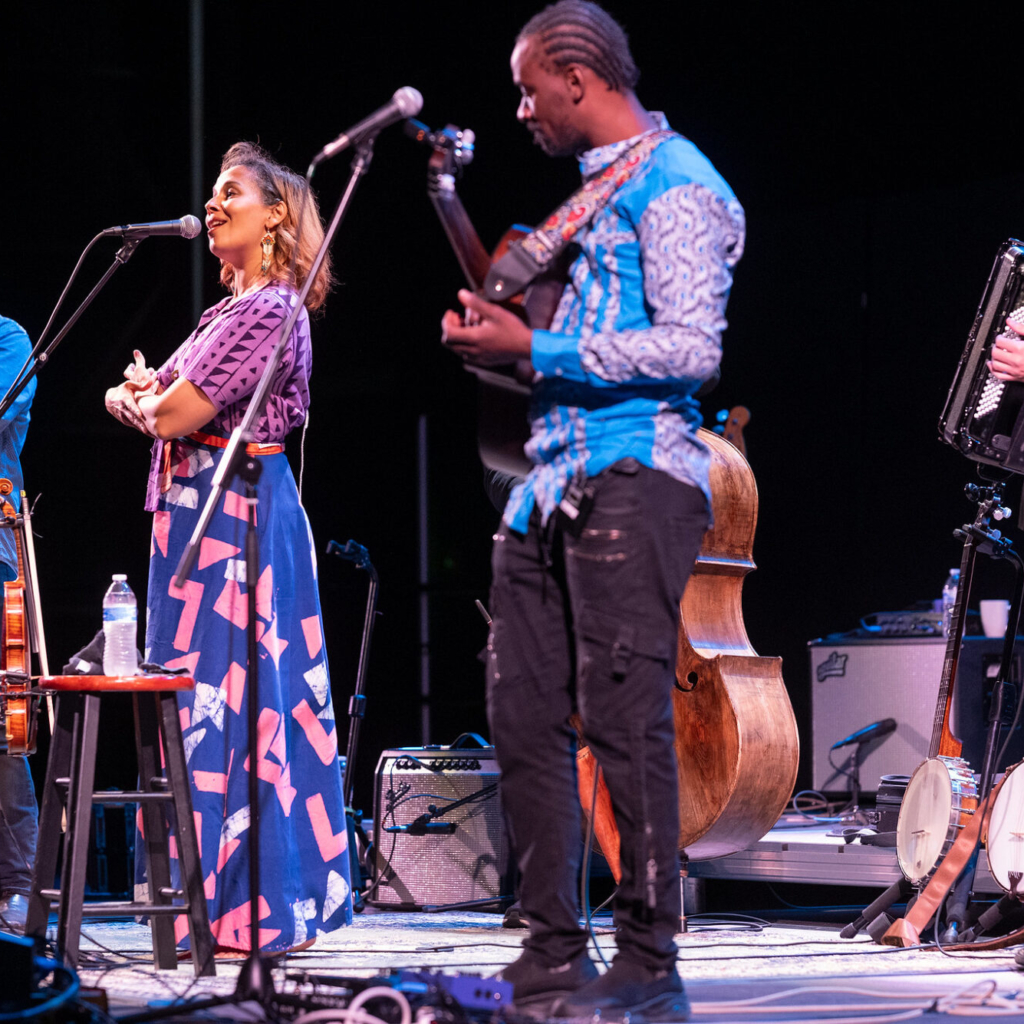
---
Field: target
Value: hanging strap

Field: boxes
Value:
[881,791,993,947]
[482,129,678,301]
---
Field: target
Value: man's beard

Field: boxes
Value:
[528,120,587,158]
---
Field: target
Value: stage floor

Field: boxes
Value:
[61,907,1024,1022]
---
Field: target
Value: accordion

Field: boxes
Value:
[940,239,1024,471]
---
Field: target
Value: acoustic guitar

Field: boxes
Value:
[413,120,569,476]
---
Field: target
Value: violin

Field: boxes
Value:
[0,478,35,755]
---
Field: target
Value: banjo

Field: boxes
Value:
[985,760,1024,897]
[895,512,985,885]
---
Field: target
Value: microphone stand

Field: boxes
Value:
[125,134,383,1021]
[0,236,141,421]
[325,539,379,808]
[326,538,379,904]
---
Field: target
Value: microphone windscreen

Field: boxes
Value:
[394,87,424,118]
[180,215,202,239]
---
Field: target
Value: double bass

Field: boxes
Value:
[578,414,799,873]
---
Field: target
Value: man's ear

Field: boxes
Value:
[563,63,586,104]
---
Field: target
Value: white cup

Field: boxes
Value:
[980,599,1011,639]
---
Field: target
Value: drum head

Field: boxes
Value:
[897,758,954,883]
[987,763,1024,895]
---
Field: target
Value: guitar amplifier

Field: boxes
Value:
[370,744,513,910]
[809,636,1024,793]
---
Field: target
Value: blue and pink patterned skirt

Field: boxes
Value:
[143,437,352,951]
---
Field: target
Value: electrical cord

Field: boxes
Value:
[790,789,844,823]
[0,960,79,1021]
[687,978,1024,1019]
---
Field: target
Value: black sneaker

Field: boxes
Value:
[502,901,530,929]
[0,893,29,935]
[552,957,689,1022]
[495,948,598,1018]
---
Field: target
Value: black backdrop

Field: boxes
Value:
[3,2,1022,809]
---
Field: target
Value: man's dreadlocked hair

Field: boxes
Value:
[517,0,639,92]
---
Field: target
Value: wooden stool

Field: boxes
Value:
[26,675,215,976]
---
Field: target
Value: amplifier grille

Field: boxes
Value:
[371,748,512,909]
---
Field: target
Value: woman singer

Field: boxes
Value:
[104,141,352,954]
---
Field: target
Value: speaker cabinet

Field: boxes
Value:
[809,636,1023,793]
[370,746,512,910]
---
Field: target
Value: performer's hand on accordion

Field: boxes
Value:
[988,318,1024,382]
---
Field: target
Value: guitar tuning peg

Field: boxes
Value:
[456,128,475,166]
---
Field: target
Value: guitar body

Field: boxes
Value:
[474,225,568,476]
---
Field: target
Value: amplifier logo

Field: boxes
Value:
[816,651,848,682]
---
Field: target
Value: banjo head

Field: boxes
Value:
[987,761,1024,895]
[896,756,971,883]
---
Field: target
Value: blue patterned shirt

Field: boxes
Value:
[0,318,36,576]
[503,120,745,533]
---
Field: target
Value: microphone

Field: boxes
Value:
[101,215,202,239]
[383,815,458,836]
[313,87,424,165]
[830,718,897,750]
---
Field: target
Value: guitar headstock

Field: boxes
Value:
[405,119,476,187]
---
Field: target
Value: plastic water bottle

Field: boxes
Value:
[103,574,139,676]
[942,568,960,638]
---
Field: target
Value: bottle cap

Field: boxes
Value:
[111,574,127,581]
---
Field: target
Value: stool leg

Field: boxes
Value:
[57,693,100,968]
[134,693,177,970]
[159,691,215,976]
[26,693,75,940]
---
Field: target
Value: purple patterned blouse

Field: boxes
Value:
[144,283,311,510]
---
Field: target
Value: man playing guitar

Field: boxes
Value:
[441,2,745,1020]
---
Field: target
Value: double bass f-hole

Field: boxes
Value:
[675,671,698,693]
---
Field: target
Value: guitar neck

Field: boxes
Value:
[929,540,976,759]
[428,178,493,292]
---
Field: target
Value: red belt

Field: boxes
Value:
[160,431,284,493]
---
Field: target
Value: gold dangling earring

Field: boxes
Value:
[260,231,275,275]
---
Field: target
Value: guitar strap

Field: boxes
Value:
[483,128,677,301]
[880,790,993,947]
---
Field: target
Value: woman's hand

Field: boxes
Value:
[105,379,156,435]
[124,349,157,388]
[989,320,1024,381]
